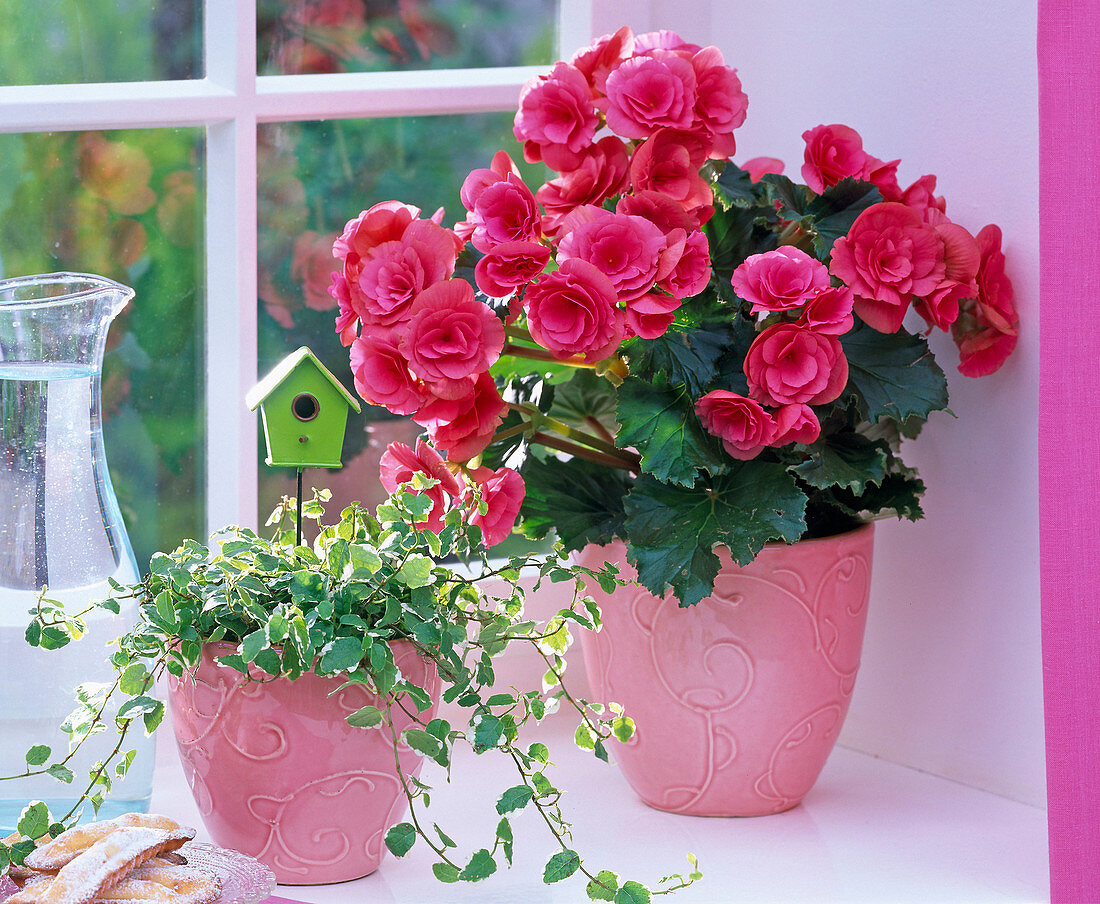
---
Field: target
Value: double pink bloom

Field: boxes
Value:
[802,125,1017,376]
[334,202,509,463]
[514,27,747,223]
[697,246,853,460]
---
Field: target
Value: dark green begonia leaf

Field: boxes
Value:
[518,456,629,552]
[616,377,727,487]
[789,432,889,493]
[841,324,949,425]
[624,465,807,606]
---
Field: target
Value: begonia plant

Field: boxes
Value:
[329,26,1019,606]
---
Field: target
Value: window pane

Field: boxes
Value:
[258,0,557,75]
[0,0,202,85]
[256,113,545,521]
[0,129,206,568]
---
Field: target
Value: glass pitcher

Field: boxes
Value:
[0,272,154,830]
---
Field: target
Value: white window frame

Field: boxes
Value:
[0,0,661,533]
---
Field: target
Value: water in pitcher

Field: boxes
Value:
[0,361,154,832]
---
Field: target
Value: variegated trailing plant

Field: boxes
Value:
[0,484,699,901]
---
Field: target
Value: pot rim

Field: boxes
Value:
[178,636,428,680]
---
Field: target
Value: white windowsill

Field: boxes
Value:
[151,714,1049,903]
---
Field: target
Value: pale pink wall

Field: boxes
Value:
[586,0,1045,806]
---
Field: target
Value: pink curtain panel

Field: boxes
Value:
[1038,2,1100,901]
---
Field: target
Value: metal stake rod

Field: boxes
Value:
[296,467,303,548]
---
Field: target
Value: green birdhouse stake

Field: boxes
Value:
[247,347,360,544]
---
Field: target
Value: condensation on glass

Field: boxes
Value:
[0,128,206,568]
[254,113,547,521]
[0,0,203,86]
[257,0,559,75]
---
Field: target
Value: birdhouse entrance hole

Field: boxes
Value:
[292,392,319,422]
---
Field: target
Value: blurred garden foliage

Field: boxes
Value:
[0,0,556,563]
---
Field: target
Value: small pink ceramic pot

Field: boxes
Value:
[576,524,874,817]
[167,641,438,884]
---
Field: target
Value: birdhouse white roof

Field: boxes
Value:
[245,346,361,413]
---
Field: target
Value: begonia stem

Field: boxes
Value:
[499,403,640,471]
[530,431,638,472]
[501,341,595,368]
[585,416,615,445]
[542,413,638,464]
[491,421,531,444]
[504,323,532,341]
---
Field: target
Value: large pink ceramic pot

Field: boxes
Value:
[167,641,438,884]
[576,523,874,817]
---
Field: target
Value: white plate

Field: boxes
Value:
[0,841,277,904]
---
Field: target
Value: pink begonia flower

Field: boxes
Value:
[334,200,420,270]
[830,202,947,333]
[796,285,855,336]
[329,272,360,346]
[288,0,366,29]
[801,123,901,198]
[464,465,526,547]
[571,25,634,95]
[695,390,776,461]
[623,292,681,340]
[915,279,971,332]
[459,151,521,214]
[772,403,821,446]
[525,258,624,362]
[732,247,831,313]
[353,241,429,327]
[691,46,748,158]
[292,231,340,311]
[956,328,1018,378]
[633,30,702,55]
[933,221,980,283]
[379,439,460,533]
[349,331,426,416]
[414,371,508,463]
[552,203,610,239]
[740,156,785,182]
[474,241,552,298]
[556,210,669,302]
[400,279,505,400]
[952,224,1019,377]
[744,323,849,407]
[466,174,542,253]
[896,174,948,224]
[914,222,980,331]
[605,50,698,139]
[514,62,599,171]
[659,229,712,299]
[537,137,631,234]
[863,155,902,201]
[801,124,871,194]
[617,190,696,235]
[347,217,460,330]
[629,131,714,225]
